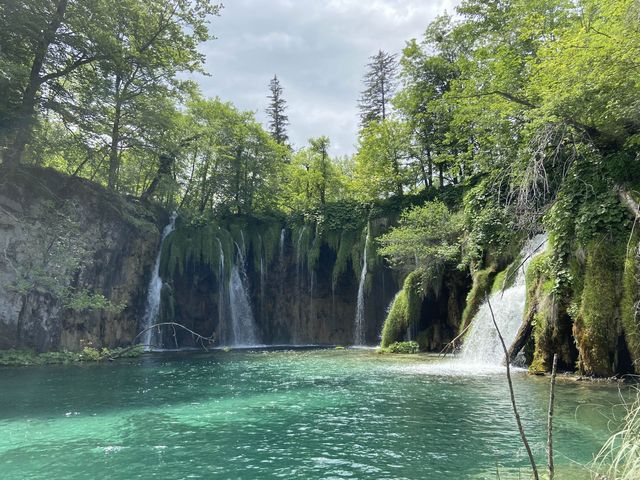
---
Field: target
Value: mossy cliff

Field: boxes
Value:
[0,166,165,352]
[154,204,403,346]
[523,235,638,377]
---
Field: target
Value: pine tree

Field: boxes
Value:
[358,50,398,128]
[266,75,289,146]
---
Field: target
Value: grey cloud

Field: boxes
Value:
[191,0,459,156]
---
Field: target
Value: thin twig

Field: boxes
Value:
[486,293,540,480]
[548,353,558,480]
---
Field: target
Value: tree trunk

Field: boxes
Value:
[141,153,174,201]
[4,0,69,166]
[438,163,444,188]
[508,304,536,363]
[426,146,433,187]
[108,76,123,191]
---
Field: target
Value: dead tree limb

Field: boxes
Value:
[132,322,216,351]
[507,304,537,364]
[548,353,558,480]
[486,293,540,480]
[439,322,473,358]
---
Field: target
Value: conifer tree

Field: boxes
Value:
[358,50,398,128]
[266,75,289,146]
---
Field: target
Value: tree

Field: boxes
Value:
[177,97,286,216]
[378,201,464,277]
[266,75,289,146]
[81,0,219,191]
[309,136,331,205]
[395,15,465,188]
[358,50,398,128]
[0,0,111,165]
[353,119,411,200]
[281,137,347,211]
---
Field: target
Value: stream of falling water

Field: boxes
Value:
[353,226,370,346]
[229,242,260,346]
[141,213,177,350]
[216,238,228,345]
[459,233,548,366]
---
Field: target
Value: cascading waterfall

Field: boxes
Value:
[353,226,370,345]
[141,213,177,350]
[229,242,260,346]
[460,233,548,366]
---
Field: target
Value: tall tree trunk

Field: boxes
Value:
[4,0,69,166]
[426,146,433,187]
[381,77,386,121]
[392,156,403,197]
[108,76,123,190]
[438,163,444,188]
[141,154,173,201]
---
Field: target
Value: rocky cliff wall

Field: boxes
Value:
[0,167,164,351]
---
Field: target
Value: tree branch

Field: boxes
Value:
[39,55,101,84]
[486,293,540,480]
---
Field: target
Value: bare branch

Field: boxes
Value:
[486,293,540,480]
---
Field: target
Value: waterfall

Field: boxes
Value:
[353,226,370,346]
[229,243,260,346]
[216,238,228,345]
[460,234,548,366]
[279,228,286,261]
[141,213,177,351]
[294,227,307,343]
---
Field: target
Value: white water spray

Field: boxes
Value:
[141,213,177,350]
[460,234,547,366]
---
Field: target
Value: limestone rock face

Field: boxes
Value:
[0,167,164,351]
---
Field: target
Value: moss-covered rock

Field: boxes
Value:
[573,239,625,377]
[380,270,424,348]
[622,232,640,373]
[460,267,495,333]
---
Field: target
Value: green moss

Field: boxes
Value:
[380,270,424,348]
[622,233,640,373]
[460,267,495,333]
[331,229,359,288]
[526,251,554,373]
[574,239,625,376]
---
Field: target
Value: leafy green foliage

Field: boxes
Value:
[379,341,420,354]
[378,201,463,276]
[0,346,143,366]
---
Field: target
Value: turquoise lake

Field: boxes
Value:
[0,349,629,479]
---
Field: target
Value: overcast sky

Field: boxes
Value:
[192,0,459,156]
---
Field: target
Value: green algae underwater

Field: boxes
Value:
[0,348,629,479]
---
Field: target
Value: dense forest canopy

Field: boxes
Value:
[1,0,638,266]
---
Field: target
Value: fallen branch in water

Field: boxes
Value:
[108,323,216,359]
[486,293,540,480]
